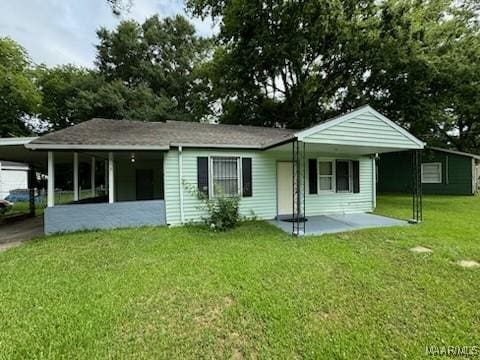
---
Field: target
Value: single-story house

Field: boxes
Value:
[0,105,425,235]
[378,147,480,195]
[0,161,29,200]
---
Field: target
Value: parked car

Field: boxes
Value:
[0,199,13,215]
[4,189,44,204]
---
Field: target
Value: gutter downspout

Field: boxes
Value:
[372,154,377,210]
[178,146,184,224]
[0,161,2,199]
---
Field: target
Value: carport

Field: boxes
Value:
[0,137,45,217]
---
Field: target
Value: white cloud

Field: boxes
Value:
[0,0,217,68]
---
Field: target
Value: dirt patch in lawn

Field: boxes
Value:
[410,246,432,254]
[456,260,480,268]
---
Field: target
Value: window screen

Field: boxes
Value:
[336,161,351,192]
[318,161,334,191]
[422,163,442,184]
[212,157,239,197]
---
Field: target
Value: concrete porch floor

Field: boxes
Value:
[269,213,408,236]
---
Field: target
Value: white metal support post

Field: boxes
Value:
[73,152,79,201]
[108,152,114,203]
[0,161,2,199]
[178,146,184,224]
[91,157,96,197]
[47,151,55,207]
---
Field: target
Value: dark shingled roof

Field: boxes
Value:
[30,119,296,149]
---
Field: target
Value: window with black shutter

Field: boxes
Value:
[211,157,240,197]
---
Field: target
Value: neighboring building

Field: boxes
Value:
[0,161,29,199]
[1,105,425,234]
[378,147,480,195]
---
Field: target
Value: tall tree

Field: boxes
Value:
[0,37,41,136]
[187,0,480,152]
[95,15,212,121]
[36,65,99,131]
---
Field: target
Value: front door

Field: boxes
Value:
[136,169,154,200]
[277,162,293,216]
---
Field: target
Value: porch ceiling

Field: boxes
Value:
[0,144,47,170]
[0,143,165,170]
[267,141,414,156]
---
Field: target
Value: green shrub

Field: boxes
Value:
[203,194,240,231]
[183,180,241,231]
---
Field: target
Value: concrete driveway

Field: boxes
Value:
[0,216,44,251]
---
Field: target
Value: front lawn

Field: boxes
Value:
[0,195,479,358]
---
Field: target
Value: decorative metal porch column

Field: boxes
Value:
[411,149,423,223]
[27,164,36,216]
[292,140,306,236]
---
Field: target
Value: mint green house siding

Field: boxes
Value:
[378,149,477,195]
[300,109,421,151]
[164,148,374,225]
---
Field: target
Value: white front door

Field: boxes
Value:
[277,162,293,216]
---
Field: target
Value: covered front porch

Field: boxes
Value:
[267,106,425,236]
[0,139,167,234]
[42,150,166,234]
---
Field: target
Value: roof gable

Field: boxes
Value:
[296,105,424,149]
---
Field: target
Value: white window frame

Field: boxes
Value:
[209,156,241,198]
[317,160,335,193]
[421,162,442,184]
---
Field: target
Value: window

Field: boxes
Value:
[336,160,351,192]
[211,157,240,197]
[422,162,442,184]
[318,161,334,191]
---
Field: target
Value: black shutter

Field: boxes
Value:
[353,160,360,193]
[197,157,209,196]
[242,158,252,197]
[308,159,317,194]
[335,160,341,192]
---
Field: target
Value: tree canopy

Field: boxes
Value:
[1,2,479,152]
[34,15,212,133]
[186,0,480,152]
[0,37,41,136]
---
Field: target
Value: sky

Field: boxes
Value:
[0,0,217,68]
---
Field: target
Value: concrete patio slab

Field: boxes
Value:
[269,213,408,236]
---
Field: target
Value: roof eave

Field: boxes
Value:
[428,146,480,160]
[171,143,264,150]
[25,143,171,151]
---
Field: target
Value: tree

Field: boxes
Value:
[186,0,480,152]
[95,15,212,121]
[0,37,41,136]
[70,80,177,122]
[36,65,99,131]
[106,0,132,16]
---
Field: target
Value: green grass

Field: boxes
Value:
[0,195,479,359]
